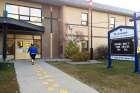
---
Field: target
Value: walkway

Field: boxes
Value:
[14,60,99,93]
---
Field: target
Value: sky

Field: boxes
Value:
[93,0,140,12]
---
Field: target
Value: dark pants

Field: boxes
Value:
[30,54,36,60]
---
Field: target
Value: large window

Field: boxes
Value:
[6,4,42,26]
[81,13,88,26]
[109,17,115,29]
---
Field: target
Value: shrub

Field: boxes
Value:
[94,45,108,59]
[71,51,90,61]
[64,40,79,58]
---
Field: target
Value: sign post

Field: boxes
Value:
[108,32,112,68]
[134,13,139,73]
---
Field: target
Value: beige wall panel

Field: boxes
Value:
[92,28,108,36]
[63,6,88,24]
[92,11,108,28]
[66,25,88,36]
[0,0,4,16]
[92,38,107,50]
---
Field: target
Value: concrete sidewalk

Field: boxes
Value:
[14,61,99,93]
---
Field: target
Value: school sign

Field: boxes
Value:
[108,13,140,73]
[108,26,139,73]
[109,26,134,61]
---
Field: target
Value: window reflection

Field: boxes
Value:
[7,14,19,19]
[82,13,88,21]
[6,4,18,14]
[34,39,41,54]
[30,17,41,22]
[6,4,42,26]
[20,16,29,21]
[30,8,41,17]
[29,22,42,26]
[81,13,88,26]
[19,6,29,15]
[110,17,115,29]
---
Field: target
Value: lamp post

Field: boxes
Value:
[50,7,53,59]
[87,0,93,60]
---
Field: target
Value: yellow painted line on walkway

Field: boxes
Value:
[60,89,69,93]
[42,81,49,85]
[33,63,69,92]
[47,78,55,82]
[47,87,55,91]
[52,83,59,87]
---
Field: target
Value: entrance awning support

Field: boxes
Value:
[2,11,8,61]
[2,23,7,61]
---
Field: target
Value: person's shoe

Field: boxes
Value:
[32,62,34,65]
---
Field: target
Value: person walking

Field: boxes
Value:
[28,44,38,65]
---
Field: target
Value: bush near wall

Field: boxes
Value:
[64,40,79,58]
[71,51,90,61]
[64,40,90,61]
[94,45,108,59]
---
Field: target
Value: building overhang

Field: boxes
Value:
[22,0,134,16]
[0,17,44,34]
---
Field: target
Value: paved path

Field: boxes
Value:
[14,61,99,93]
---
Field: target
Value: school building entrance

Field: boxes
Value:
[7,34,42,59]
[0,17,44,60]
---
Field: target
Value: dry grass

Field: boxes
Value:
[0,63,20,93]
[48,61,140,93]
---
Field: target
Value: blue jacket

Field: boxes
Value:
[28,47,38,55]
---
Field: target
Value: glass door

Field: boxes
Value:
[15,39,33,59]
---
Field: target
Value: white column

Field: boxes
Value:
[50,33,53,58]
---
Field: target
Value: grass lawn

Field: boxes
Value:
[48,60,140,93]
[0,63,20,93]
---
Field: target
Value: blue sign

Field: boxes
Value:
[108,24,139,73]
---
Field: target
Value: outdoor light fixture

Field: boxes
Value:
[86,0,93,60]
[87,0,93,6]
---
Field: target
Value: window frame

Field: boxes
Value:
[81,12,88,26]
[109,17,116,29]
[5,3,42,25]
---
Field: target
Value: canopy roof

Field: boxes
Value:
[0,17,44,34]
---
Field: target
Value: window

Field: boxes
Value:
[81,13,88,26]
[6,4,18,14]
[30,8,41,17]
[20,16,29,21]
[109,17,115,29]
[7,14,19,19]
[19,6,29,15]
[30,17,41,22]
[6,4,42,26]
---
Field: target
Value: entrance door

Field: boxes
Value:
[15,39,33,59]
